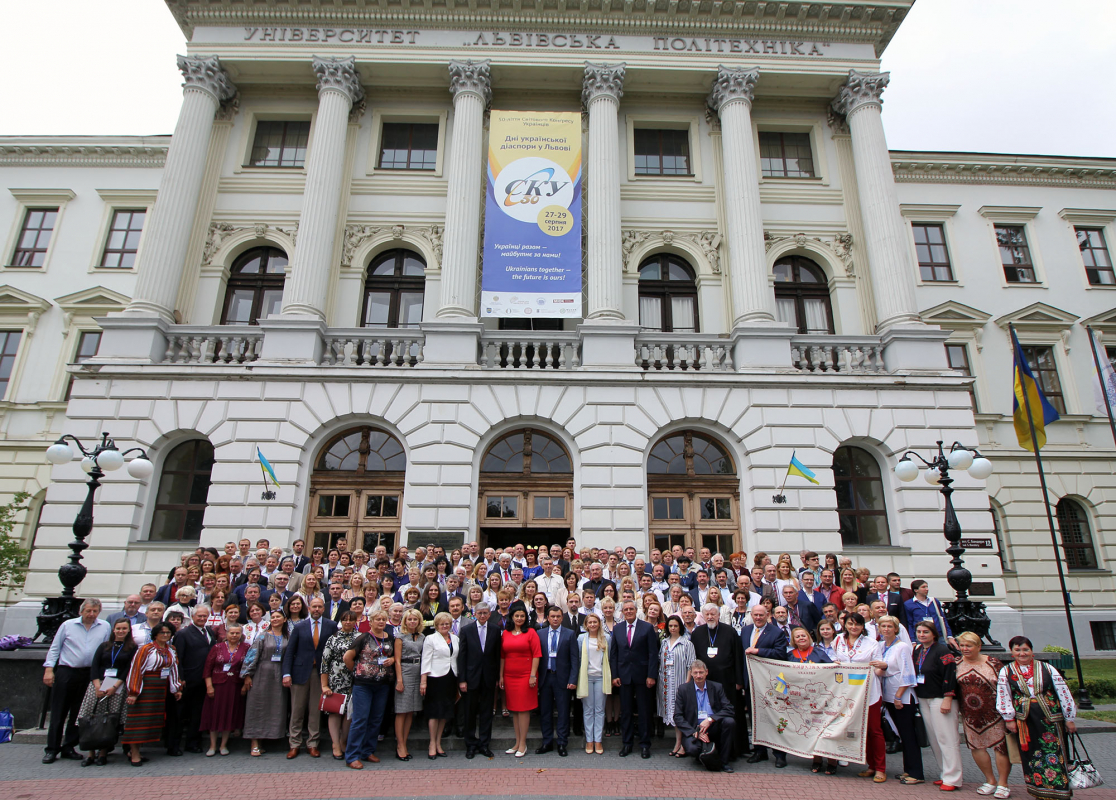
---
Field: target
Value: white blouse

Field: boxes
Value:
[995,663,1076,721]
[834,634,883,705]
[879,639,916,704]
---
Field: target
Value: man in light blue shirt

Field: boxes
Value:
[41,599,110,763]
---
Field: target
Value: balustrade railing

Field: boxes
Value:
[163,327,263,364]
[323,330,424,367]
[480,334,580,369]
[635,334,734,371]
[790,335,887,374]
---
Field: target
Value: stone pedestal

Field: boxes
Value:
[577,323,640,368]
[257,315,328,364]
[880,323,951,372]
[95,315,170,364]
[730,325,796,370]
[419,320,484,366]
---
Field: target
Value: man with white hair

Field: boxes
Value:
[41,599,109,763]
[689,602,743,757]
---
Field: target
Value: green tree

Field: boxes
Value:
[0,491,31,588]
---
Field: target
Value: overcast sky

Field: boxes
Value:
[2,0,1113,158]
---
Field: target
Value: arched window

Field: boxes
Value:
[221,247,288,325]
[1056,498,1098,570]
[638,254,698,333]
[363,249,425,328]
[647,431,738,556]
[150,439,214,541]
[309,426,406,555]
[481,429,571,474]
[479,429,572,549]
[833,445,890,546]
[774,255,833,334]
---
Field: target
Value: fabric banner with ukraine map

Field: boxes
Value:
[480,110,583,319]
[747,656,872,763]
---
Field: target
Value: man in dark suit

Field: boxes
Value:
[797,571,827,614]
[323,581,347,622]
[170,605,215,754]
[741,605,789,766]
[581,562,616,599]
[868,575,908,628]
[781,584,821,635]
[686,569,715,608]
[608,600,659,758]
[536,605,580,756]
[237,583,265,621]
[290,539,312,573]
[888,572,915,604]
[155,568,190,607]
[457,602,502,759]
[673,660,736,773]
[281,597,337,759]
[562,594,586,632]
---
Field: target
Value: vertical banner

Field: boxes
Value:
[481,110,582,319]
[747,656,872,763]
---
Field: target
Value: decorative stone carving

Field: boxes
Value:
[313,56,365,106]
[620,229,722,274]
[201,221,298,266]
[620,230,653,270]
[582,62,626,107]
[706,66,759,114]
[763,230,855,276]
[831,70,890,117]
[177,55,237,103]
[348,97,367,124]
[214,94,240,122]
[340,223,445,268]
[448,59,492,106]
[825,106,850,135]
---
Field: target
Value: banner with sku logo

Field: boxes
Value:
[481,110,582,319]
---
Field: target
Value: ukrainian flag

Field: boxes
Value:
[775,672,790,696]
[257,447,281,489]
[847,673,868,686]
[1011,327,1060,452]
[787,451,819,485]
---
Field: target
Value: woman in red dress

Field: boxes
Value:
[499,608,540,758]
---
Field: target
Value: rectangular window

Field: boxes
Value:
[701,534,736,558]
[0,331,21,398]
[1077,228,1115,286]
[316,494,351,518]
[651,497,685,520]
[11,208,58,267]
[945,343,978,412]
[249,120,311,168]
[995,224,1036,283]
[1090,621,1116,652]
[912,223,954,281]
[485,495,518,519]
[64,331,102,401]
[532,496,566,520]
[365,495,400,518]
[699,497,732,520]
[1021,345,1066,414]
[99,209,146,268]
[378,122,439,170]
[653,532,686,552]
[632,128,691,176]
[759,132,815,178]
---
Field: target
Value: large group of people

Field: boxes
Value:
[40,538,1080,798]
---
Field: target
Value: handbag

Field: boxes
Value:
[320,691,348,715]
[1068,732,1104,789]
[1005,731,1022,765]
[0,707,12,744]
[912,704,930,748]
[78,697,120,752]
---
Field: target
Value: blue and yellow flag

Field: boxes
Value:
[257,447,280,489]
[847,672,868,686]
[1011,328,1060,452]
[775,672,790,696]
[786,452,819,485]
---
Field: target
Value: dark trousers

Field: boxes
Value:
[732,687,749,755]
[538,672,571,747]
[163,687,179,751]
[618,681,653,748]
[571,696,583,734]
[463,682,497,751]
[682,717,735,759]
[887,700,925,780]
[175,683,206,750]
[45,665,89,754]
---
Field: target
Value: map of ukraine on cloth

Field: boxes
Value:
[747,656,872,763]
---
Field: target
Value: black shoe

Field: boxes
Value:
[536,743,553,754]
[723,765,735,773]
[480,748,494,758]
[885,741,900,754]
[42,752,58,764]
[618,744,632,757]
[746,751,768,763]
[94,756,108,766]
[557,746,567,757]
[166,749,184,757]
[59,749,82,760]
[775,755,787,768]
[81,756,95,767]
[465,750,476,759]
[641,746,651,759]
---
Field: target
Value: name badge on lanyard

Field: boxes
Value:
[271,653,282,662]
[698,710,710,721]
[160,667,171,678]
[916,674,926,684]
[706,647,718,658]
[103,668,117,678]
[665,657,674,667]
[223,663,232,672]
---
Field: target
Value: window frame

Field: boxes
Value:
[1019,343,1066,415]
[632,127,693,177]
[1055,498,1099,571]
[3,189,74,273]
[234,110,316,175]
[911,222,955,282]
[1075,227,1115,287]
[247,119,312,169]
[0,330,23,401]
[361,248,427,329]
[90,190,157,273]
[944,342,977,413]
[979,206,1044,288]
[637,253,700,333]
[220,246,289,326]
[833,445,892,548]
[625,114,703,183]
[148,439,214,542]
[9,207,59,269]
[368,110,447,178]
[753,120,829,186]
[757,130,816,179]
[64,330,101,401]
[98,208,147,269]
[772,255,835,335]
[376,121,441,172]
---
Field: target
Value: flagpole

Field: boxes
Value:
[1011,324,1093,709]
[1086,326,1116,450]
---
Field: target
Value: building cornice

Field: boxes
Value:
[164,0,912,54]
[0,137,170,168]
[891,151,1116,189]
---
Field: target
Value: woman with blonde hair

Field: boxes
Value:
[577,613,612,754]
[832,568,862,606]
[343,572,363,602]
[298,573,324,605]
[598,598,618,632]
[518,578,539,607]
[705,586,732,624]
[470,561,488,588]
[774,559,800,595]
[420,611,459,759]
[955,631,1010,797]
[393,608,426,761]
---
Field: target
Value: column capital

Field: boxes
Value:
[706,66,758,114]
[582,62,626,107]
[831,69,890,117]
[448,59,492,106]
[177,55,237,104]
[313,56,365,107]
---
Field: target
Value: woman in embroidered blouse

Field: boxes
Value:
[834,612,886,782]
[996,636,1077,800]
[320,610,358,759]
[241,602,268,646]
[657,614,695,757]
[955,631,1012,797]
[871,615,923,784]
[123,622,182,765]
[201,621,248,756]
[913,620,963,791]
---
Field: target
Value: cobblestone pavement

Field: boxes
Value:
[4,737,1116,800]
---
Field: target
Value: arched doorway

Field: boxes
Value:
[478,428,572,549]
[307,426,406,553]
[647,430,739,555]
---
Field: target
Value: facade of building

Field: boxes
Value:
[0,0,1114,650]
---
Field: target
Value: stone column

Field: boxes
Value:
[582,62,626,321]
[436,60,490,319]
[126,56,236,321]
[831,70,920,331]
[281,56,364,319]
[707,66,775,327]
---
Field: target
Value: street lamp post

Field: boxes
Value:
[894,441,1001,647]
[35,433,153,643]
